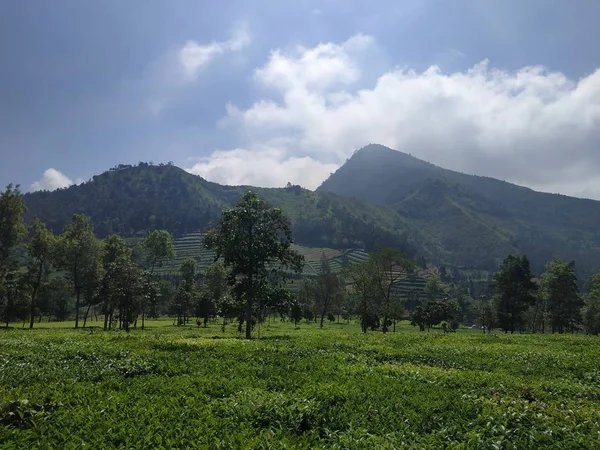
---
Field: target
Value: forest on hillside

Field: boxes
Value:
[3,184,600,336]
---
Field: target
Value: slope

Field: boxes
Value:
[23,163,417,257]
[318,144,600,275]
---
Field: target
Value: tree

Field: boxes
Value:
[142,229,175,273]
[540,258,582,333]
[310,255,342,328]
[140,230,175,328]
[493,255,537,333]
[99,234,132,330]
[475,296,496,333]
[370,248,414,333]
[0,184,27,327]
[584,273,600,335]
[24,218,56,328]
[425,276,447,302]
[203,191,304,339]
[198,260,228,327]
[344,260,379,333]
[55,214,103,328]
[175,258,197,326]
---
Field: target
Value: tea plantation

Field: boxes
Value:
[1,322,600,449]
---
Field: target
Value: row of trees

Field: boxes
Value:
[475,254,600,334]
[4,184,600,337]
[0,184,181,330]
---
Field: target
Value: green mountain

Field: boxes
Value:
[317,144,600,275]
[23,162,415,256]
[22,146,600,277]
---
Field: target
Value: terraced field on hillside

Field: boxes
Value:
[155,233,439,302]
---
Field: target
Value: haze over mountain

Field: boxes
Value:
[22,144,600,278]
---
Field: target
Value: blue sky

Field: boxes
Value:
[2,0,600,197]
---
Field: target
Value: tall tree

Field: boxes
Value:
[25,218,56,328]
[493,255,537,333]
[310,255,342,329]
[142,229,175,274]
[0,185,28,327]
[584,273,600,335]
[198,260,228,327]
[175,258,197,326]
[344,260,379,333]
[140,230,175,329]
[203,191,304,339]
[99,234,132,330]
[369,248,414,333]
[55,214,104,328]
[540,258,582,333]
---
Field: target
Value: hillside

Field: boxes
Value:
[24,163,416,257]
[318,144,600,275]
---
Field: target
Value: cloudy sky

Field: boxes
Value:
[2,0,600,198]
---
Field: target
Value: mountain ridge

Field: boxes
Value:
[21,145,600,276]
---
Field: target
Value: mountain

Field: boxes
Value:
[318,144,600,275]
[22,147,600,277]
[23,162,416,256]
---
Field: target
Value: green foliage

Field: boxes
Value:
[141,229,175,273]
[203,191,304,339]
[318,144,600,275]
[0,184,28,326]
[584,273,600,335]
[493,255,537,333]
[24,218,56,328]
[540,258,582,333]
[54,214,104,328]
[2,325,600,448]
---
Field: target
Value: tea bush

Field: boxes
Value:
[1,321,599,448]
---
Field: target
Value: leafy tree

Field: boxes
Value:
[584,273,600,335]
[175,258,197,326]
[99,234,132,330]
[493,255,537,333]
[344,260,379,333]
[411,298,460,331]
[425,276,447,302]
[540,258,582,333]
[203,191,304,339]
[290,302,303,328]
[142,229,175,273]
[309,255,342,328]
[370,248,414,333]
[55,214,104,328]
[0,184,27,327]
[475,296,496,333]
[24,218,56,328]
[198,260,228,327]
[113,260,143,332]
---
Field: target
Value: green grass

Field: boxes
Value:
[2,323,600,449]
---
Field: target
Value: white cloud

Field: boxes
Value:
[179,24,251,80]
[207,34,600,198]
[186,144,337,189]
[30,168,73,192]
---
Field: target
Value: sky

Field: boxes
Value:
[1,0,600,198]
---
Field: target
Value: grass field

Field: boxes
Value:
[2,322,600,449]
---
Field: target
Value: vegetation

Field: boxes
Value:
[2,324,600,448]
[5,178,600,447]
[318,144,600,276]
[203,191,304,339]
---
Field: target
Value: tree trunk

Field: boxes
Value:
[29,288,38,329]
[75,289,81,329]
[245,298,252,339]
[141,311,145,330]
[83,303,92,327]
